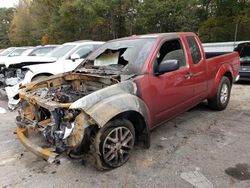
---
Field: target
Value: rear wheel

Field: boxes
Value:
[91,119,135,170]
[208,76,231,110]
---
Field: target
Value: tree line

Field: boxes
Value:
[0,0,250,48]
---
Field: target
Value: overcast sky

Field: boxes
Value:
[0,0,19,8]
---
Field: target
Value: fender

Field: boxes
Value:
[70,80,150,127]
[84,93,149,128]
[21,70,54,85]
[31,72,54,80]
[24,66,56,76]
[87,93,151,148]
[209,63,233,98]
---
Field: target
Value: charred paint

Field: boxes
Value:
[16,71,150,161]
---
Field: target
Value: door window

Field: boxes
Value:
[186,36,202,64]
[154,39,186,72]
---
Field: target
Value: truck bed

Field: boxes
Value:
[205,52,230,59]
[206,52,240,98]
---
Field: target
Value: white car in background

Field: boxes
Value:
[1,45,59,87]
[0,47,16,74]
[4,45,59,68]
[0,47,32,66]
[5,40,104,109]
[0,47,33,86]
[0,47,16,56]
[23,45,59,57]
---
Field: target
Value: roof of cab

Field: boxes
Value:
[105,32,196,43]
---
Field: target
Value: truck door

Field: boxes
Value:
[186,36,208,100]
[146,38,195,126]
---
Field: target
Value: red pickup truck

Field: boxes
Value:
[16,32,240,169]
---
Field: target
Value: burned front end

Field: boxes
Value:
[16,37,155,164]
[16,73,118,162]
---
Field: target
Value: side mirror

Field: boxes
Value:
[70,54,80,61]
[156,59,179,75]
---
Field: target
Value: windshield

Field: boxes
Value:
[21,48,34,56]
[0,48,15,56]
[8,48,28,57]
[46,45,75,58]
[77,38,156,75]
[29,46,57,56]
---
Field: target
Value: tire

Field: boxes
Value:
[208,76,231,111]
[91,119,135,170]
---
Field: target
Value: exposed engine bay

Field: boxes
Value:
[18,73,119,156]
[16,48,133,156]
[30,77,110,104]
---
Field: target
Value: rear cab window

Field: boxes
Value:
[186,36,202,64]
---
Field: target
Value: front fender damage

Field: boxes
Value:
[16,75,150,162]
[16,110,95,162]
[70,80,151,147]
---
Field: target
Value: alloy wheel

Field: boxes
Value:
[220,83,229,104]
[102,126,134,167]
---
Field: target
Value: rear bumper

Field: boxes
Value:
[16,119,58,163]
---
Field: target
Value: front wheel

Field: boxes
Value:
[208,76,231,111]
[91,119,135,170]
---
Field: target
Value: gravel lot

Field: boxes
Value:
[0,83,250,188]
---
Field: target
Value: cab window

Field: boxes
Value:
[154,39,186,72]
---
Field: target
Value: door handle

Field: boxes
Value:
[184,73,193,79]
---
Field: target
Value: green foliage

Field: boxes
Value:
[199,16,235,42]
[0,0,249,47]
[199,0,250,42]
[8,0,35,46]
[0,8,14,48]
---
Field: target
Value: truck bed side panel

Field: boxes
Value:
[206,52,240,98]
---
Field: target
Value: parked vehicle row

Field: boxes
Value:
[15,32,240,170]
[0,45,58,87]
[0,46,33,65]
[1,41,104,109]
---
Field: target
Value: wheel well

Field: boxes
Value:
[32,73,53,81]
[110,111,150,148]
[224,72,233,85]
[75,110,150,156]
